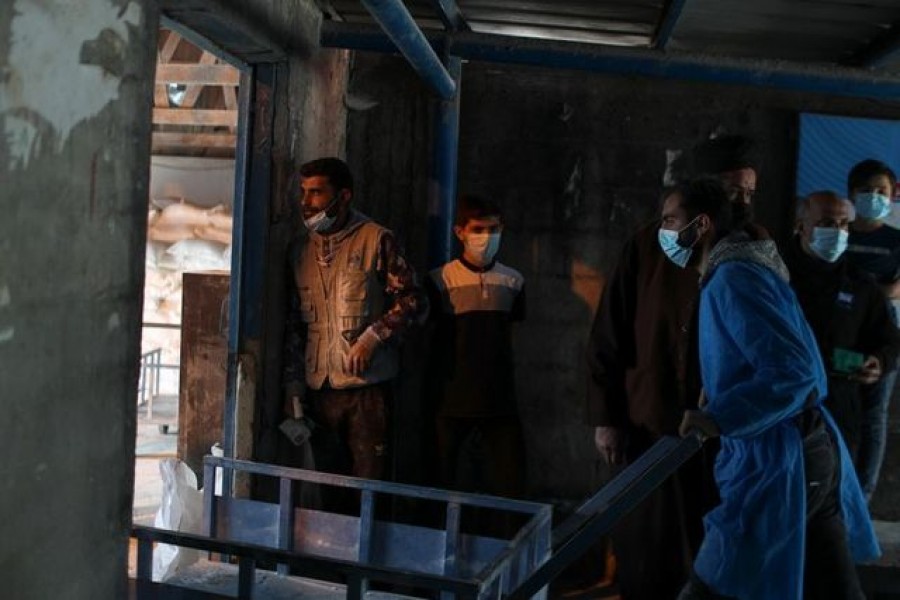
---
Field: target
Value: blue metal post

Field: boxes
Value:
[159,14,248,70]
[427,54,462,269]
[223,69,252,481]
[224,63,276,494]
[359,0,457,99]
[652,0,689,50]
[428,0,469,31]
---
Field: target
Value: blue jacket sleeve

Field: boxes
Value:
[702,262,823,438]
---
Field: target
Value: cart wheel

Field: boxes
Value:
[158,425,169,435]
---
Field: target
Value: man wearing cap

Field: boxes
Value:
[690,134,760,226]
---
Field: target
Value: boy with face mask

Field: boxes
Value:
[845,158,900,501]
[425,194,526,500]
[782,191,900,460]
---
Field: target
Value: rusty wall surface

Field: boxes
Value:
[345,53,900,505]
[0,1,158,597]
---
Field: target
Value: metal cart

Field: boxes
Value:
[132,435,703,599]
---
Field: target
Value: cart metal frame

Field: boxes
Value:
[131,435,703,599]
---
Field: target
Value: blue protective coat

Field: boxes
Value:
[695,258,880,599]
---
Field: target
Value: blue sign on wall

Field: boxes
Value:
[797,113,900,198]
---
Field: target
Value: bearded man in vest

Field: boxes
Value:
[283,157,427,481]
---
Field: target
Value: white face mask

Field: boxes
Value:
[464,232,502,266]
[303,197,339,233]
[853,192,892,221]
[808,227,849,263]
[658,228,692,268]
[657,216,701,269]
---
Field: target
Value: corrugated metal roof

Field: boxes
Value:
[324,0,900,70]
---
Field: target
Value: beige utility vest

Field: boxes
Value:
[293,221,399,390]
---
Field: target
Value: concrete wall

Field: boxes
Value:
[346,53,900,505]
[0,0,157,597]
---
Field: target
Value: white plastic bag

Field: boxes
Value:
[152,458,204,582]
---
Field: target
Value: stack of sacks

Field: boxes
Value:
[148,200,233,247]
[142,199,233,367]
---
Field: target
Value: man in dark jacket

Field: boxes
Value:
[586,135,757,599]
[783,190,900,460]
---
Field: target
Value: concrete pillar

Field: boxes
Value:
[0,1,157,597]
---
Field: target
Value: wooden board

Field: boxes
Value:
[178,272,230,487]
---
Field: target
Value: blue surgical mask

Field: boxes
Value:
[853,192,892,220]
[658,223,694,268]
[808,227,849,263]
[464,232,502,266]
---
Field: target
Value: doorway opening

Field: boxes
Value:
[133,25,241,525]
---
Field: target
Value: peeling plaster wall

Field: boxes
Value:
[346,54,900,505]
[0,1,157,597]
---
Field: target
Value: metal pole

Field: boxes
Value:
[359,0,457,99]
[321,23,900,102]
[507,435,703,600]
[427,55,462,269]
[652,0,689,50]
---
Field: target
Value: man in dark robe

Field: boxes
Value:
[585,135,758,599]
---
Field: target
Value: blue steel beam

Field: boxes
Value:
[359,0,457,99]
[852,21,900,69]
[224,64,276,476]
[428,0,469,32]
[428,55,462,269]
[320,22,900,102]
[652,0,689,50]
[160,14,248,70]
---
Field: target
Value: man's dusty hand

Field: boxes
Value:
[855,355,882,385]
[679,410,720,441]
[346,328,381,375]
[594,426,625,466]
[283,395,304,419]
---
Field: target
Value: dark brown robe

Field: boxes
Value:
[586,222,718,600]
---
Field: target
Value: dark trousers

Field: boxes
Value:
[435,415,525,498]
[801,415,865,600]
[435,415,526,538]
[307,382,391,481]
[678,412,864,600]
[612,429,719,600]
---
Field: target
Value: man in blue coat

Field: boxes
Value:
[658,178,879,599]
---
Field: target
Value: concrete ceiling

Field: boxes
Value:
[324,0,900,71]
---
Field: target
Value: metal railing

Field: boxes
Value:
[137,346,180,423]
[137,348,162,408]
[129,436,705,599]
